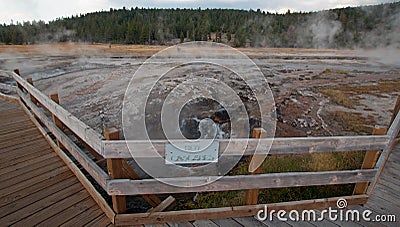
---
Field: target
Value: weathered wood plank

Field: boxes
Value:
[0,138,48,154]
[305,210,338,227]
[0,145,51,166]
[18,90,110,189]
[0,173,76,208]
[107,169,376,196]
[211,218,242,227]
[353,127,387,195]
[0,184,83,223]
[368,189,400,211]
[378,176,400,188]
[276,218,315,227]
[0,127,38,139]
[0,175,77,212]
[246,128,267,205]
[0,152,58,176]
[26,77,39,105]
[13,74,103,153]
[12,189,90,226]
[257,214,292,227]
[313,209,361,227]
[38,196,96,226]
[114,195,368,225]
[374,184,400,201]
[21,101,116,223]
[0,133,43,150]
[0,161,65,189]
[0,122,37,135]
[0,109,27,117]
[101,135,389,159]
[0,117,31,129]
[167,222,194,227]
[145,223,169,227]
[49,93,68,151]
[148,196,176,213]
[122,160,163,207]
[368,106,400,193]
[84,214,113,226]
[193,220,218,227]
[233,217,266,226]
[365,196,400,214]
[346,205,387,227]
[59,205,104,226]
[104,128,127,215]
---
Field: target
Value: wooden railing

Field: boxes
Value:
[3,70,400,225]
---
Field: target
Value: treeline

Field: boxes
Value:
[1,2,399,48]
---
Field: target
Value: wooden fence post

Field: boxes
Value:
[353,126,387,195]
[245,128,267,205]
[13,69,23,91]
[104,128,127,214]
[49,93,66,150]
[26,78,38,105]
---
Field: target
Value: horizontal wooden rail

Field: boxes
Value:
[12,72,104,154]
[17,87,110,189]
[106,169,377,195]
[114,195,369,225]
[101,135,389,158]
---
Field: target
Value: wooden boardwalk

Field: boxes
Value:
[0,99,112,226]
[177,149,400,227]
[0,96,398,226]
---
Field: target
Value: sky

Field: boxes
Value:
[0,0,398,24]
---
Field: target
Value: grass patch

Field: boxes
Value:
[321,89,358,108]
[182,151,365,209]
[324,80,400,98]
[320,80,399,108]
[325,110,375,134]
[322,68,349,75]
[339,80,400,95]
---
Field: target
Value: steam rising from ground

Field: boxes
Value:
[307,12,343,49]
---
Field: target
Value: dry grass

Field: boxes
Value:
[325,110,375,134]
[182,150,365,209]
[0,43,164,56]
[322,68,349,75]
[339,80,400,95]
[320,80,400,109]
[323,80,400,99]
[321,89,358,109]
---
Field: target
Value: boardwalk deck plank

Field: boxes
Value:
[13,189,90,226]
[0,174,76,208]
[59,204,104,226]
[38,196,96,226]
[212,218,243,227]
[1,161,65,189]
[0,185,83,224]
[0,99,112,225]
